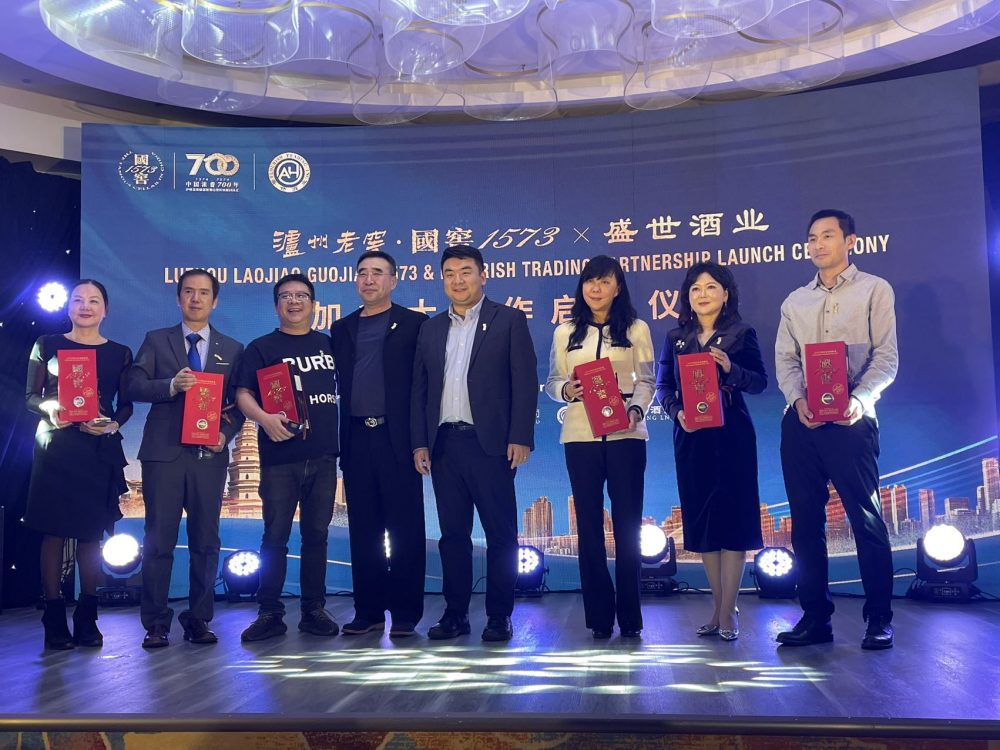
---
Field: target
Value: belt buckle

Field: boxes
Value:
[364,417,378,428]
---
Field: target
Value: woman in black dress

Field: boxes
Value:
[655,262,766,641]
[25,279,133,649]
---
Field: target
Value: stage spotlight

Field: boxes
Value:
[909,524,979,602]
[640,524,668,564]
[222,550,261,602]
[37,282,68,312]
[515,545,546,597]
[98,533,142,606]
[384,530,391,560]
[641,526,677,596]
[752,547,797,599]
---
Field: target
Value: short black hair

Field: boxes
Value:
[441,244,485,273]
[808,209,856,238]
[357,250,397,274]
[273,273,315,305]
[72,279,109,307]
[676,261,741,333]
[177,269,220,300]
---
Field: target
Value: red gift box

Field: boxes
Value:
[181,372,224,446]
[805,341,849,422]
[57,349,99,422]
[257,362,306,427]
[678,352,724,430]
[573,357,629,438]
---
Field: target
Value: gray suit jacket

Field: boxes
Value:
[125,324,245,462]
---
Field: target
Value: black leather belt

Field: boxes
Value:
[352,416,386,428]
[439,421,475,432]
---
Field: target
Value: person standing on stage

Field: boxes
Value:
[411,245,537,642]
[656,262,767,642]
[775,209,898,650]
[237,273,340,642]
[545,255,655,640]
[126,269,245,649]
[25,280,133,650]
[330,251,428,638]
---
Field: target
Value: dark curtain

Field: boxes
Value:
[0,156,80,609]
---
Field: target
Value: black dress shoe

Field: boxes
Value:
[179,613,218,644]
[428,613,471,640]
[592,628,613,640]
[776,615,833,646]
[482,615,513,642]
[142,625,170,649]
[620,628,642,639]
[389,621,418,638]
[341,617,385,635]
[861,616,893,650]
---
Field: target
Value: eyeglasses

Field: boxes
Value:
[277,292,312,302]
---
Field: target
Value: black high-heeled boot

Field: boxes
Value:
[72,594,103,648]
[42,599,75,651]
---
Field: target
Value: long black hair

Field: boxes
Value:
[676,261,741,333]
[567,255,638,349]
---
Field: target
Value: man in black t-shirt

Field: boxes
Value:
[235,273,340,641]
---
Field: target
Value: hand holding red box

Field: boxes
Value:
[57,349,99,422]
[573,357,629,438]
[678,352,724,430]
[804,342,849,422]
[181,372,224,446]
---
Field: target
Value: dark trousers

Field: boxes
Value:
[256,454,337,615]
[780,410,893,621]
[565,438,646,632]
[140,449,228,629]
[343,421,425,624]
[431,426,518,618]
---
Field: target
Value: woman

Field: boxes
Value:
[655,262,766,641]
[545,255,655,639]
[25,279,133,650]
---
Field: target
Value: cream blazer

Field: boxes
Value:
[544,319,656,444]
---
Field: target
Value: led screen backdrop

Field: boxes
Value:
[82,68,1000,595]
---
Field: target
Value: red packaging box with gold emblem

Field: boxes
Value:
[573,357,629,438]
[256,362,307,428]
[181,372,224,446]
[678,352,724,430]
[57,349,99,422]
[805,341,849,422]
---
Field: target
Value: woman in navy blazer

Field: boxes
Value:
[655,261,767,641]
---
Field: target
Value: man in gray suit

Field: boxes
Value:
[125,269,245,649]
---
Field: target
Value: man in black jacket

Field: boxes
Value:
[331,251,428,638]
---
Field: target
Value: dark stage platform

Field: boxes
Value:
[1,593,999,739]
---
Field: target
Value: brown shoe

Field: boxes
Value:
[179,612,218,644]
[142,625,170,649]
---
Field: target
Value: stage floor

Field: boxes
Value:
[1,593,999,736]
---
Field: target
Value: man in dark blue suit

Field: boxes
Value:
[411,245,537,642]
[125,269,245,649]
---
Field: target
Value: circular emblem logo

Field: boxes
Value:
[268,152,310,193]
[204,152,240,176]
[196,419,209,430]
[705,392,716,403]
[82,387,95,397]
[821,393,834,405]
[697,401,709,414]
[832,384,845,395]
[601,406,614,418]
[556,406,568,425]
[73,396,85,408]
[117,150,165,191]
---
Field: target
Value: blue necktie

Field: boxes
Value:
[186,332,202,372]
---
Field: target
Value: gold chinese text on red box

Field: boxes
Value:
[678,352,724,430]
[57,349,99,422]
[573,357,629,437]
[256,362,307,427]
[805,341,849,422]
[181,372,224,446]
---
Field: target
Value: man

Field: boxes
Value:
[411,245,537,642]
[330,251,428,638]
[236,273,340,642]
[126,269,245,649]
[775,209,898,650]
